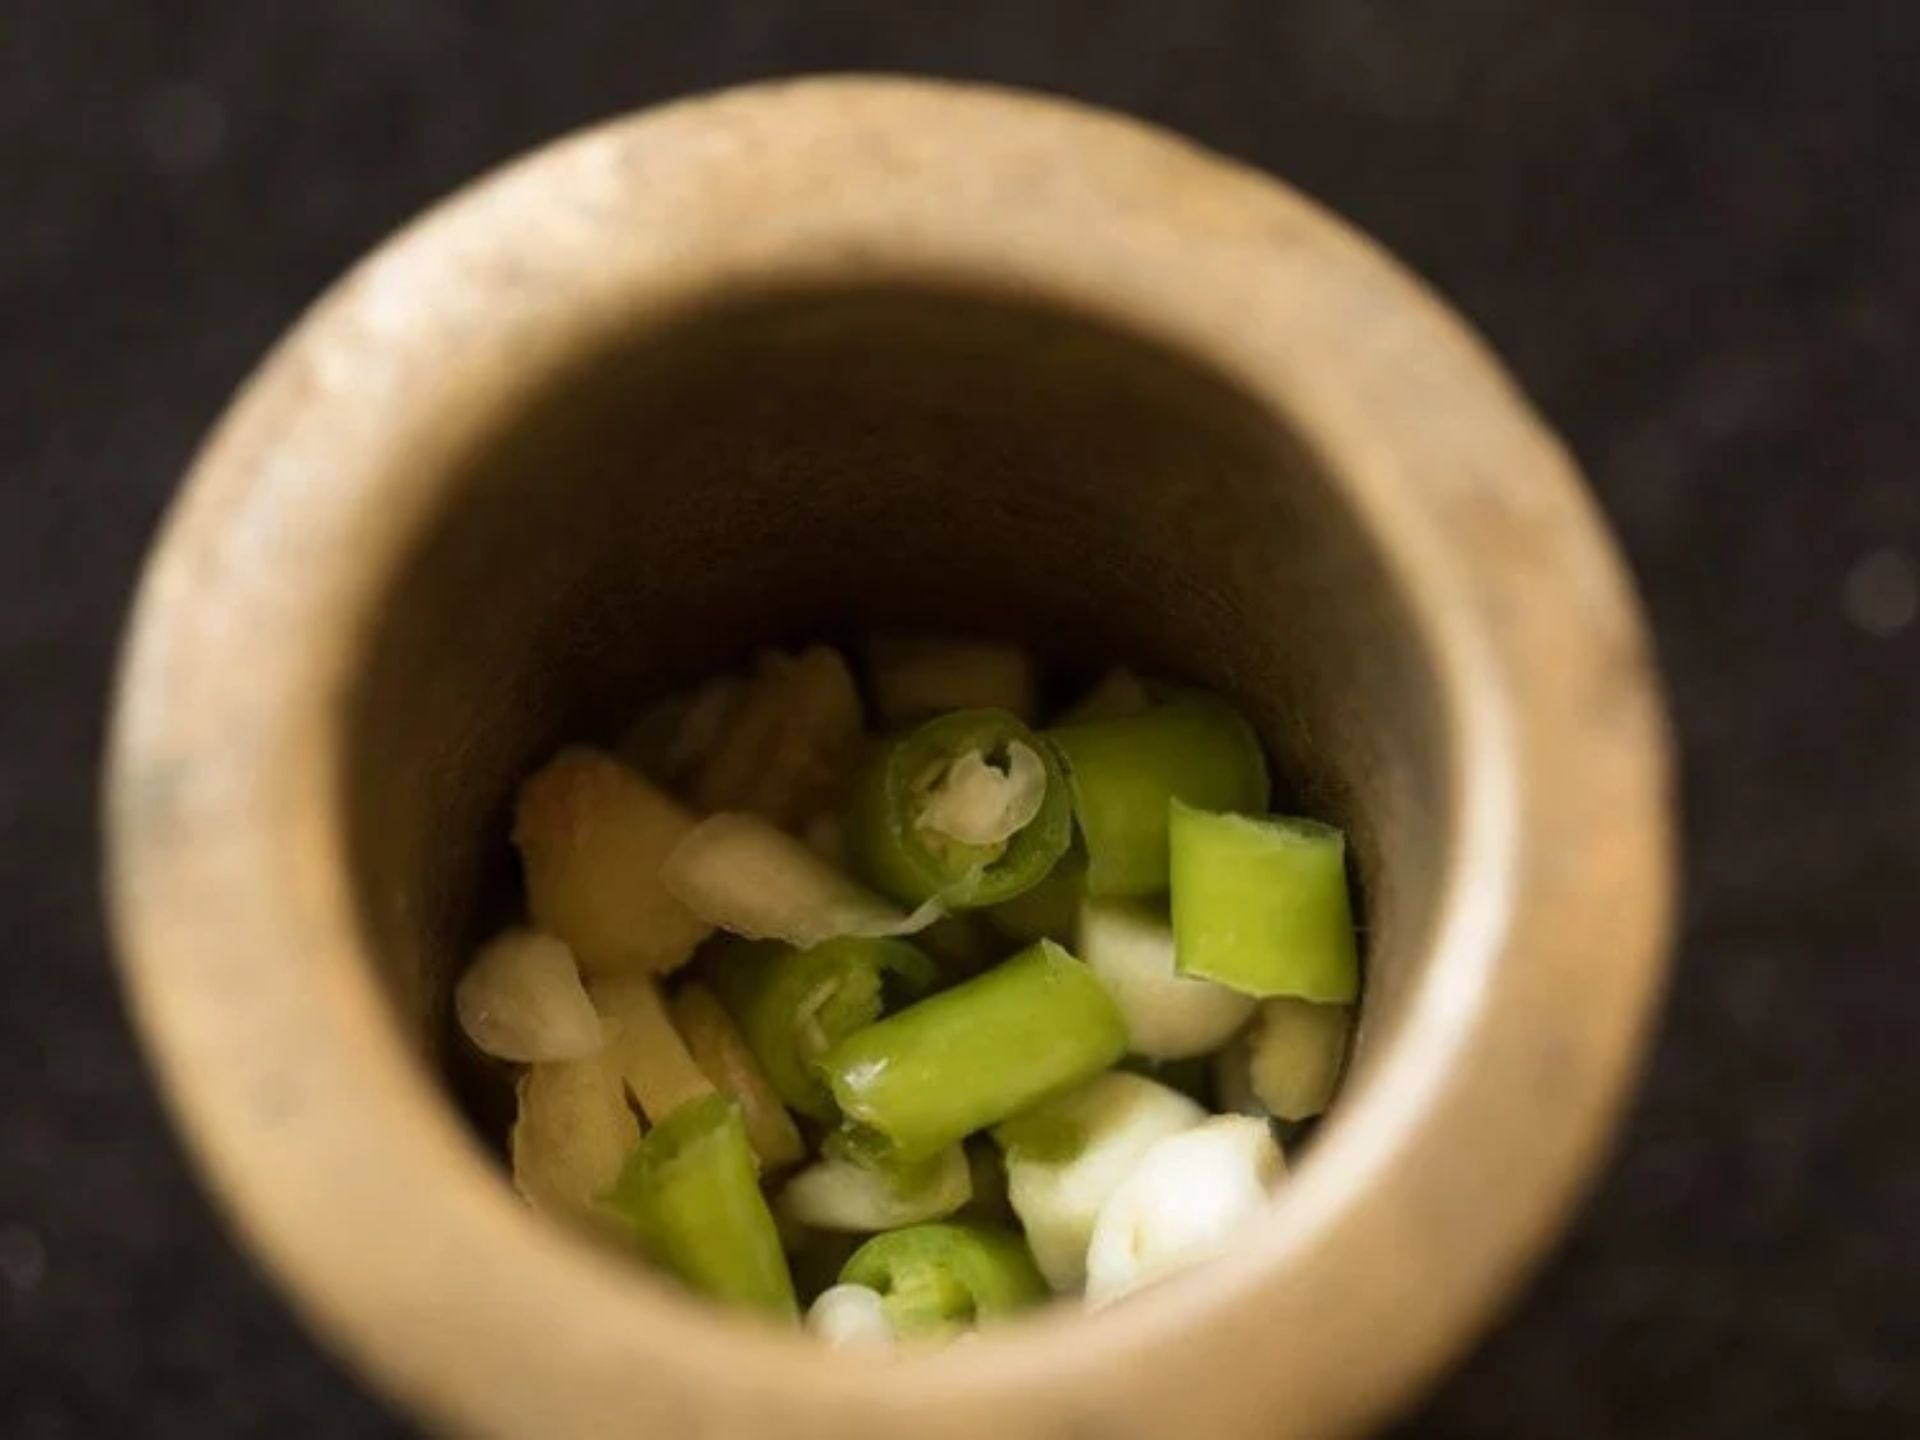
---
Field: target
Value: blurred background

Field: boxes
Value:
[3,1,1916,1434]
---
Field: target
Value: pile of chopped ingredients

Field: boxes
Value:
[455,637,1359,1346]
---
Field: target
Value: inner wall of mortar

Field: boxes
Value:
[340,281,1455,1150]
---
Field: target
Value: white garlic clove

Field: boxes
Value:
[999,1071,1205,1292]
[1078,898,1256,1060]
[1084,1115,1285,1305]
[807,1283,896,1349]
[455,929,603,1063]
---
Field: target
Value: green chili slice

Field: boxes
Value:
[1046,692,1270,897]
[816,940,1127,1162]
[602,1094,797,1319]
[847,708,1072,909]
[838,1222,1045,1340]
[1169,801,1359,1001]
[708,936,937,1121]
[982,849,1086,945]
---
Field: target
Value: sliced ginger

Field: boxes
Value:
[510,1047,640,1224]
[670,982,805,1171]
[593,974,716,1125]
[688,647,864,830]
[513,747,712,978]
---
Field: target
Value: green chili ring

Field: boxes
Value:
[709,936,937,1122]
[847,708,1073,909]
[839,1222,1045,1339]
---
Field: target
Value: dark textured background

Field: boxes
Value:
[4,2,1917,1435]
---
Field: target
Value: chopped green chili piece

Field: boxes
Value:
[1047,693,1269,897]
[602,1094,796,1319]
[708,936,937,1121]
[1169,802,1359,1001]
[983,850,1085,945]
[816,940,1128,1162]
[847,709,1072,909]
[839,1222,1045,1339]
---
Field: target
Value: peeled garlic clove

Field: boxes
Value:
[807,1283,895,1348]
[1084,1115,1284,1305]
[455,929,603,1063]
[778,1144,971,1232]
[513,747,711,978]
[997,1071,1204,1293]
[1078,898,1255,1060]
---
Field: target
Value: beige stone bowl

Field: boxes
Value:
[106,77,1673,1440]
